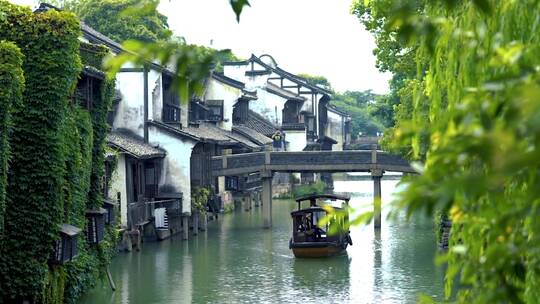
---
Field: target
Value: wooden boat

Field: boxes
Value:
[289,194,353,258]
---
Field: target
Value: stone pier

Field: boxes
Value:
[261,171,273,228]
[372,170,382,230]
[182,215,189,240]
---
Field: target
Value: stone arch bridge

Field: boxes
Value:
[212,149,414,229]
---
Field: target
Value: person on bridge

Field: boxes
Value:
[272,129,285,151]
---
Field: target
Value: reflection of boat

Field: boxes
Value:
[289,194,353,258]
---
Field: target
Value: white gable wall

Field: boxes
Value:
[223,65,249,84]
[114,66,164,136]
[285,130,307,152]
[148,126,197,214]
[108,154,128,226]
[115,71,145,137]
[250,88,287,125]
[327,109,345,151]
[204,78,243,131]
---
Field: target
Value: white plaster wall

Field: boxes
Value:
[223,65,248,84]
[147,69,161,121]
[204,78,242,131]
[327,110,345,151]
[148,126,197,214]
[115,72,145,137]
[180,102,189,127]
[109,154,128,227]
[250,88,286,125]
[151,73,162,122]
[285,130,307,152]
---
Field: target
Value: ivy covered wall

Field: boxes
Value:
[0,41,24,238]
[0,2,117,303]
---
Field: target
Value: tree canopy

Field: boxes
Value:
[64,0,172,43]
[353,0,540,302]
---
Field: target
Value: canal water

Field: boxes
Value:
[80,179,445,304]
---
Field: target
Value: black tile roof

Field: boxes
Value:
[229,54,333,96]
[303,142,321,151]
[107,130,166,159]
[233,126,272,145]
[148,121,260,150]
[60,224,82,237]
[82,66,105,80]
[212,73,245,90]
[317,135,338,145]
[281,123,306,131]
[244,110,277,137]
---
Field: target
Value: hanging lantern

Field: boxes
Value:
[50,224,81,265]
[85,208,107,244]
[103,199,117,225]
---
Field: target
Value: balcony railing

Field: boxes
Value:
[163,103,181,123]
[128,198,181,230]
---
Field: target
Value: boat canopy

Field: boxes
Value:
[290,206,327,216]
[294,193,350,203]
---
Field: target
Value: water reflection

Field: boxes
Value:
[291,255,351,302]
[80,179,445,304]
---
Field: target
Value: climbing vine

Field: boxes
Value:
[0,2,117,302]
[0,2,82,301]
[0,41,24,238]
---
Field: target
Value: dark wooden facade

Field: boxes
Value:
[190,143,219,188]
[162,74,181,124]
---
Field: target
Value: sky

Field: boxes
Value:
[9,0,391,94]
[158,0,391,94]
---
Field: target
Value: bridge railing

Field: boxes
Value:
[212,150,414,176]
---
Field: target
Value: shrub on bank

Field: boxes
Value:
[293,181,326,198]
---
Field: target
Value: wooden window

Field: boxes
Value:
[163,74,181,123]
[144,161,159,198]
[225,176,239,191]
[233,99,248,124]
[130,162,139,202]
[206,100,224,121]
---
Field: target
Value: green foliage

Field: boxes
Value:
[223,203,235,214]
[89,73,115,210]
[64,0,172,43]
[229,0,250,22]
[293,181,326,198]
[332,90,386,137]
[295,71,388,137]
[191,186,210,214]
[0,2,82,301]
[297,73,332,91]
[0,41,23,237]
[357,0,540,302]
[0,3,117,302]
[214,48,242,73]
[42,267,66,304]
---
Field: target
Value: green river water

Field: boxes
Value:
[80,179,445,304]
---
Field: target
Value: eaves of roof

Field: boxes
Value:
[107,130,166,159]
[327,104,350,117]
[248,54,333,96]
[264,82,305,102]
[212,73,245,90]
